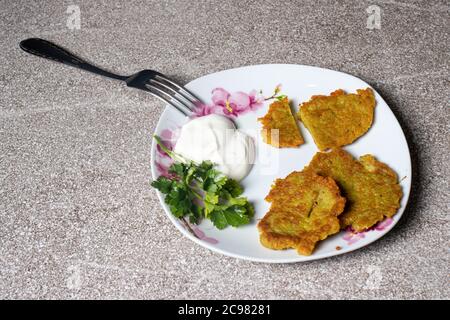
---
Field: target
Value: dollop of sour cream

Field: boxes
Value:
[174,114,255,181]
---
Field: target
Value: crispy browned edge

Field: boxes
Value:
[297,88,376,150]
[304,148,403,232]
[257,171,346,255]
[258,97,304,148]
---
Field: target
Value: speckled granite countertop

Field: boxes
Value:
[0,0,449,299]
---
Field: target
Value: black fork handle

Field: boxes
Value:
[19,38,128,81]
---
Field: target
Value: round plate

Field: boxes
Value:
[150,64,411,263]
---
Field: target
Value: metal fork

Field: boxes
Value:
[19,38,200,116]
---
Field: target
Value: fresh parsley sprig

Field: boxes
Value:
[151,136,254,229]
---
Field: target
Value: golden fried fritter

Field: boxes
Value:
[298,88,376,150]
[304,149,402,232]
[259,97,304,148]
[258,171,346,255]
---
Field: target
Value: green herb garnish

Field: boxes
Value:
[151,136,254,230]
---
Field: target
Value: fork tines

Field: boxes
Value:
[145,75,200,116]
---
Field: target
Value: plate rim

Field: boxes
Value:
[150,63,412,263]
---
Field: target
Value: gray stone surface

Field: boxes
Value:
[0,0,449,299]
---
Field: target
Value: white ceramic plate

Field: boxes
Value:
[150,64,411,263]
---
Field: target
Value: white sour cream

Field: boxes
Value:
[174,114,255,181]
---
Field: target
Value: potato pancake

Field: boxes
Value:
[298,88,376,150]
[258,171,345,255]
[259,97,304,148]
[304,149,402,231]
